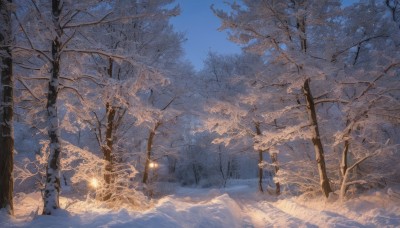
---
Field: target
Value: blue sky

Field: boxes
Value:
[170,0,241,71]
[171,0,359,71]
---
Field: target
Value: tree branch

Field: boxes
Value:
[12,46,52,62]
[314,98,349,105]
[59,84,84,101]
[61,48,145,69]
[16,78,41,101]
[356,62,400,99]
[331,35,389,62]
[63,10,179,29]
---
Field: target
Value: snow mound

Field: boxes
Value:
[2,186,400,228]
[1,192,242,228]
[272,190,400,227]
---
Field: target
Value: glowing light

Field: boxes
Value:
[149,162,158,169]
[90,178,99,189]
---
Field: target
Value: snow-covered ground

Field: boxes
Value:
[1,181,400,228]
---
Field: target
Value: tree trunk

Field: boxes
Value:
[297,15,307,53]
[258,150,264,192]
[218,145,228,187]
[340,153,376,201]
[42,37,62,215]
[167,156,176,175]
[303,78,332,198]
[339,166,350,201]
[102,102,116,201]
[142,122,161,184]
[270,152,280,195]
[0,0,14,215]
[340,138,350,177]
[192,163,200,185]
[101,58,117,201]
[42,0,63,215]
[255,122,264,192]
[340,120,352,177]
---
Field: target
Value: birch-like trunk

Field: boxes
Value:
[42,0,62,215]
[303,78,332,198]
[0,0,14,215]
[42,37,62,215]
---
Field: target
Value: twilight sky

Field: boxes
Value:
[171,0,358,71]
[170,0,241,71]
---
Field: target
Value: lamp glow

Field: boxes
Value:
[149,162,158,168]
[90,178,99,189]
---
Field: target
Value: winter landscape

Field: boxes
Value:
[0,0,400,227]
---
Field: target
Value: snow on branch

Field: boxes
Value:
[314,98,349,105]
[12,45,52,62]
[355,62,400,100]
[63,8,180,29]
[331,35,389,62]
[61,48,156,72]
[255,124,311,151]
[16,78,41,101]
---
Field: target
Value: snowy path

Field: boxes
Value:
[236,198,367,228]
[170,184,400,228]
[239,200,314,228]
[229,188,400,228]
[2,184,400,227]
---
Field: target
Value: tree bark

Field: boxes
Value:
[192,163,200,185]
[101,57,117,201]
[340,153,376,201]
[340,119,352,178]
[0,0,14,216]
[43,0,63,215]
[340,141,350,176]
[142,122,161,184]
[218,145,228,187]
[258,149,264,192]
[297,14,307,53]
[101,102,116,201]
[255,122,264,192]
[341,139,350,177]
[303,78,332,198]
[270,152,280,195]
[42,37,62,215]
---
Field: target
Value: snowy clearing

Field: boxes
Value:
[2,181,400,228]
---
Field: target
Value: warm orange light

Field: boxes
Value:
[149,162,158,168]
[90,178,99,189]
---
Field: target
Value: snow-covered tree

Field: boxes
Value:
[213,0,400,198]
[200,52,283,192]
[333,1,400,200]
[10,0,180,213]
[69,0,185,200]
[212,0,347,197]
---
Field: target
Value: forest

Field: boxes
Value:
[0,0,399,227]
